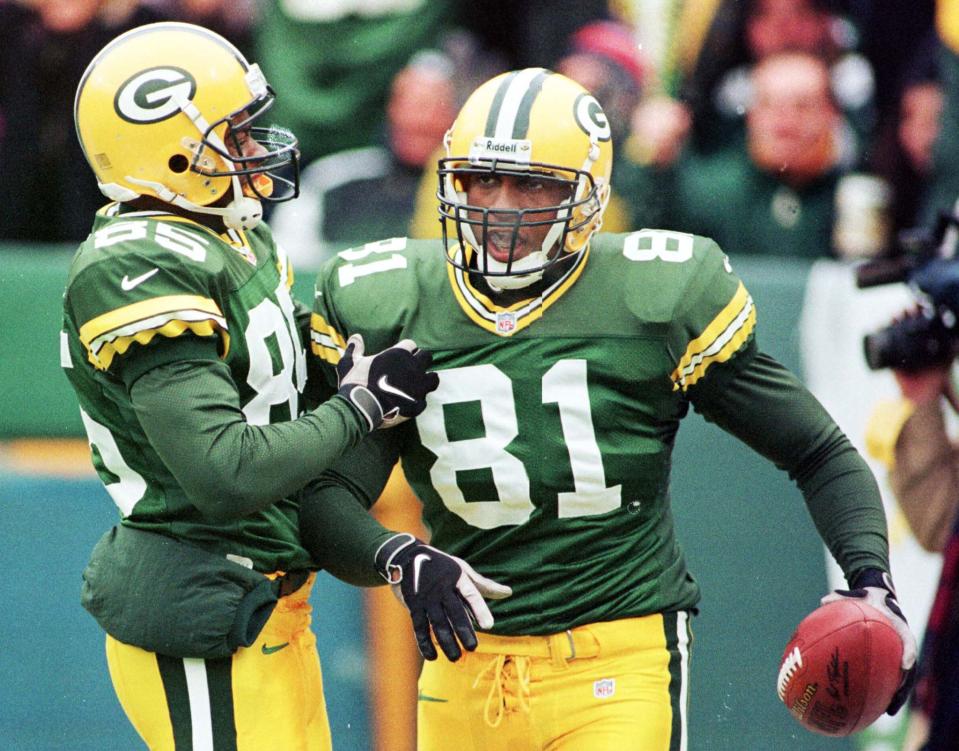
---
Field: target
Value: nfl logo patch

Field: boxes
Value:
[496,312,516,334]
[593,678,616,699]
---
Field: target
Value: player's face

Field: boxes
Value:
[225,111,274,197]
[465,173,571,262]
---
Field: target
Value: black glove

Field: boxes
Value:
[336,334,439,431]
[374,533,512,661]
[821,568,918,715]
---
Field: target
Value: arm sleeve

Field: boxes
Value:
[122,335,367,523]
[889,400,959,553]
[689,347,891,582]
[299,430,403,587]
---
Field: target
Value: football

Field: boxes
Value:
[776,599,903,736]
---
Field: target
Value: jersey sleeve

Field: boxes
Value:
[667,238,757,393]
[66,221,228,372]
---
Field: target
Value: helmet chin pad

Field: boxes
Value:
[480,249,549,290]
[222,195,263,231]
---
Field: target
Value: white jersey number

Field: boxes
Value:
[243,280,306,425]
[416,361,621,528]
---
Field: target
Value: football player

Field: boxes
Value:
[301,69,919,749]
[63,22,507,750]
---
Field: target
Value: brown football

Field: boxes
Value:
[777,599,903,736]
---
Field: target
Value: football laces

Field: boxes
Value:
[777,645,804,701]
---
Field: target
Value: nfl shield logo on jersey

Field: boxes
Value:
[593,678,616,699]
[496,312,516,334]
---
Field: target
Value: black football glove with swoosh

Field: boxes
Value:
[336,334,439,431]
[821,568,918,715]
[374,533,512,661]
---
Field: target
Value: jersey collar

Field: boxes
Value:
[445,242,589,336]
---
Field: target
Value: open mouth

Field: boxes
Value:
[486,232,521,263]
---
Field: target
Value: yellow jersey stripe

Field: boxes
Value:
[671,283,755,390]
[80,295,223,347]
[79,295,226,370]
[89,320,230,371]
[309,313,346,363]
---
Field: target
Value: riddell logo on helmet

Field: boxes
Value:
[114,66,197,124]
[469,137,532,165]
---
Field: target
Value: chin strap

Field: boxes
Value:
[114,174,264,231]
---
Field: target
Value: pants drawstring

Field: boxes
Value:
[473,654,532,728]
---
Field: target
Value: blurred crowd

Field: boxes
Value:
[0,0,951,268]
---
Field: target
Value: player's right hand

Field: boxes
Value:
[336,334,439,431]
[821,568,918,715]
[374,533,512,661]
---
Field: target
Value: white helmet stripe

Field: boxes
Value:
[491,68,549,140]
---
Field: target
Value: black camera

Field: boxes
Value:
[857,213,959,371]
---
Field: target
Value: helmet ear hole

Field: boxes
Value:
[168,154,190,174]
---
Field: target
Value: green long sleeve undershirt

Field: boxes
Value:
[122,335,370,524]
[299,429,404,587]
[691,349,890,583]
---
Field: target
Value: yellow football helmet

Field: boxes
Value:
[439,68,612,289]
[74,22,299,231]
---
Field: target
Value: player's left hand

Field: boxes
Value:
[335,334,439,431]
[374,533,512,661]
[821,568,918,715]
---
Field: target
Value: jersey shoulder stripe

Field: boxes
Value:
[309,312,346,364]
[671,281,755,391]
[79,294,227,370]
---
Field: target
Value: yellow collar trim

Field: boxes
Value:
[445,242,589,336]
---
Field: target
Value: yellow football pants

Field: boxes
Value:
[105,574,331,751]
[417,612,693,751]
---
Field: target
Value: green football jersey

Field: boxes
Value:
[62,204,312,572]
[312,231,756,633]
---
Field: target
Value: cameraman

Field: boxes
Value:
[867,267,959,749]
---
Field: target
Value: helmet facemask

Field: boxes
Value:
[439,159,602,291]
[192,91,300,203]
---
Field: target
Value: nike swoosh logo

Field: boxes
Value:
[412,553,431,593]
[121,268,159,290]
[376,375,415,401]
[261,642,290,655]
[417,690,448,703]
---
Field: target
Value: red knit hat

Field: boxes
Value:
[570,21,645,89]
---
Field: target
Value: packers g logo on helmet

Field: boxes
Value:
[574,93,611,144]
[114,67,197,124]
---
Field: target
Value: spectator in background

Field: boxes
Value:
[142,0,259,56]
[846,0,936,151]
[632,0,873,169]
[455,0,610,70]
[646,51,848,258]
[0,0,165,242]
[253,0,453,166]
[919,0,959,227]
[555,19,646,231]
[866,364,959,751]
[272,49,459,269]
[867,31,943,242]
